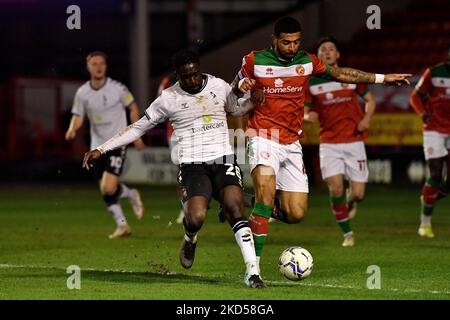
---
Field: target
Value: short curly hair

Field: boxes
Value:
[172,49,200,70]
[273,16,302,37]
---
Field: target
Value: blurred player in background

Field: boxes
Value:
[304,36,376,247]
[157,72,185,224]
[82,49,266,288]
[65,51,145,239]
[234,16,411,275]
[410,45,450,238]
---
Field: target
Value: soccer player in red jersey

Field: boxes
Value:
[233,16,411,277]
[304,36,376,247]
[410,46,450,238]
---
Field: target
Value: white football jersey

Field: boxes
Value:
[145,74,236,163]
[71,77,135,149]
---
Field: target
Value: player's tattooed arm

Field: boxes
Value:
[329,66,374,83]
[329,66,411,86]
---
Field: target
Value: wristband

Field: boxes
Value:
[232,79,244,97]
[375,74,385,84]
[97,146,107,155]
[238,78,245,89]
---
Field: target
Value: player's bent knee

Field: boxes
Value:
[101,185,118,196]
[352,191,365,202]
[286,206,307,224]
[222,202,243,220]
[289,211,306,223]
[186,207,207,229]
[330,187,344,198]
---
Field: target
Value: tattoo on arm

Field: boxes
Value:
[330,66,375,84]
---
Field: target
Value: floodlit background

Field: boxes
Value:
[1,0,448,185]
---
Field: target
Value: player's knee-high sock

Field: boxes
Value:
[230,218,259,276]
[330,194,352,236]
[182,218,198,243]
[103,188,128,227]
[118,183,134,200]
[244,192,288,222]
[421,178,444,225]
[248,202,272,260]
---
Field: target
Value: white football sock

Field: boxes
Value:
[184,233,198,244]
[420,214,432,226]
[234,223,259,276]
[107,204,128,227]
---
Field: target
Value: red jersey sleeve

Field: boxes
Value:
[415,68,432,97]
[356,84,369,97]
[238,52,255,79]
[308,53,331,76]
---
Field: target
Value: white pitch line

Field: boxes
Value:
[1,263,450,296]
[267,279,450,296]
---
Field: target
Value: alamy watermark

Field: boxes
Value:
[66,265,81,289]
[66,5,81,30]
[366,5,381,30]
[366,265,381,289]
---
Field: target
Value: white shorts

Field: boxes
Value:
[423,131,450,160]
[247,136,308,193]
[169,134,180,165]
[319,141,368,183]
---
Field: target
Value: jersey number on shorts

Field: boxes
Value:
[110,156,123,174]
[225,164,242,185]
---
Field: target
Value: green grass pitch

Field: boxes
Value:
[0,184,449,300]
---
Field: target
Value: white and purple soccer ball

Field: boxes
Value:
[278,246,313,281]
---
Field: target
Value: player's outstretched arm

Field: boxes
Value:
[329,66,412,86]
[81,116,154,171]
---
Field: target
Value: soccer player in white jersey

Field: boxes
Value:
[65,51,146,239]
[82,49,266,288]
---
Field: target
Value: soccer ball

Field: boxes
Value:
[278,246,313,281]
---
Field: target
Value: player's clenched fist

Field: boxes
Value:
[65,129,76,140]
[82,149,102,170]
[238,77,256,93]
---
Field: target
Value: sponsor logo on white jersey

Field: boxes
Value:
[191,121,225,133]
